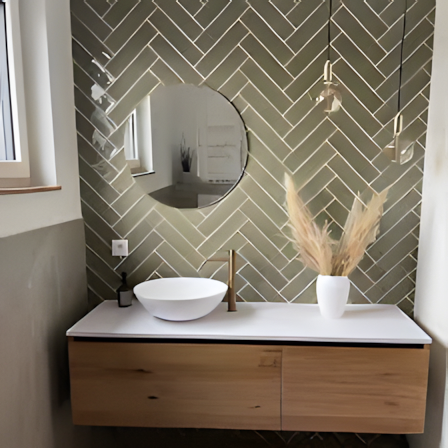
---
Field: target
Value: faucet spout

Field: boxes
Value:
[199,250,237,312]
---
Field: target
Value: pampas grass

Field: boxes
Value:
[285,174,389,277]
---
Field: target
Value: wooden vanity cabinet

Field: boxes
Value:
[68,338,282,430]
[282,344,430,434]
[68,338,430,433]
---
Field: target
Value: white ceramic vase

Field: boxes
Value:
[316,275,350,319]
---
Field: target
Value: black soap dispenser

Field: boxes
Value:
[117,272,133,307]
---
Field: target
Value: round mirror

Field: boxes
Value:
[125,84,248,209]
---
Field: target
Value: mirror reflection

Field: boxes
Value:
[125,84,248,209]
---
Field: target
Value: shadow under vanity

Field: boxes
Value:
[67,301,430,434]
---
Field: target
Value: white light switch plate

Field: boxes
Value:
[112,239,128,256]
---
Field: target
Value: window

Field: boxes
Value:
[0,0,29,186]
[124,95,154,176]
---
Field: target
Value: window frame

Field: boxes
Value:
[0,0,30,184]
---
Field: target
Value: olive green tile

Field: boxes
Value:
[194,0,230,28]
[333,8,386,65]
[281,268,316,302]
[238,283,266,303]
[153,0,203,41]
[85,225,117,269]
[219,71,248,102]
[79,156,120,203]
[204,48,247,91]
[347,286,371,305]
[326,177,357,210]
[240,59,292,114]
[377,276,415,306]
[290,142,335,188]
[240,9,294,65]
[405,0,435,33]
[149,35,203,85]
[154,262,179,279]
[71,15,113,66]
[150,59,183,86]
[329,157,370,195]
[145,209,164,228]
[196,23,248,77]
[104,1,156,53]
[239,176,288,228]
[289,281,316,304]
[240,199,285,249]
[118,231,164,275]
[87,268,118,301]
[280,258,305,282]
[86,247,120,287]
[298,166,334,204]
[80,180,121,226]
[82,202,122,242]
[220,232,247,253]
[286,118,336,159]
[157,206,205,246]
[110,165,135,193]
[339,0,388,37]
[197,210,248,258]
[111,184,147,216]
[400,70,431,109]
[246,158,286,206]
[239,244,288,291]
[369,212,419,261]
[241,107,291,160]
[72,1,112,40]
[155,221,203,269]
[105,22,157,78]
[126,218,156,251]
[103,0,139,28]
[248,134,288,184]
[108,71,160,126]
[381,190,421,231]
[113,197,152,236]
[369,233,418,275]
[239,221,288,270]
[286,3,327,54]
[328,133,380,183]
[285,53,327,103]
[241,84,292,137]
[397,297,414,317]
[149,9,202,65]
[238,264,278,302]
[240,35,293,90]
[334,60,383,114]
[107,47,157,100]
[247,0,295,40]
[156,241,199,277]
[127,252,164,286]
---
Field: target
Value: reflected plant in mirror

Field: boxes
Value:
[124,84,248,209]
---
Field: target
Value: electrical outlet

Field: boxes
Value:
[112,239,128,257]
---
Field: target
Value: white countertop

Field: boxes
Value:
[66,301,431,345]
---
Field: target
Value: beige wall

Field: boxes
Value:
[410,0,448,446]
[0,0,89,446]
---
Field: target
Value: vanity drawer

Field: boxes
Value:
[68,339,282,430]
[282,345,430,434]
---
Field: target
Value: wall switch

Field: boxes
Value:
[112,239,128,257]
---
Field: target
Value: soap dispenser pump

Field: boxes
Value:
[117,272,133,307]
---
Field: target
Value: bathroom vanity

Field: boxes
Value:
[67,301,431,434]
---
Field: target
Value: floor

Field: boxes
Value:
[85,429,409,448]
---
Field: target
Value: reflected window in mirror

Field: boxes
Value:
[125,96,154,176]
[129,84,248,209]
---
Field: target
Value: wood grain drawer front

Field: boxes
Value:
[282,345,430,434]
[69,340,282,430]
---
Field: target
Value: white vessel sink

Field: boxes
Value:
[133,277,228,321]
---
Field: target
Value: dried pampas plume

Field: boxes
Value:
[285,174,389,277]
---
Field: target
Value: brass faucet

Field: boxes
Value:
[199,250,237,312]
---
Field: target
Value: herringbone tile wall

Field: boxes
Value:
[71,0,435,315]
